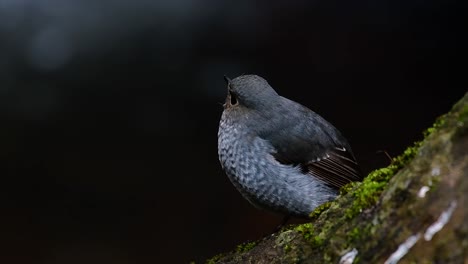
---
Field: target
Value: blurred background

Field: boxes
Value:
[0,0,465,263]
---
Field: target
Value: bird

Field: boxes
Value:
[217,74,362,221]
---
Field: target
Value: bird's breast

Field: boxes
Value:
[217,118,264,186]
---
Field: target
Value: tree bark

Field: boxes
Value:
[207,92,468,264]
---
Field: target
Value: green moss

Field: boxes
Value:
[309,201,332,219]
[423,114,446,138]
[294,223,314,240]
[293,223,325,247]
[347,224,373,246]
[205,253,224,264]
[284,243,292,253]
[454,102,468,138]
[276,230,298,254]
[344,169,391,219]
[236,241,257,253]
[319,125,429,221]
[344,141,422,219]
[348,227,360,240]
[458,103,468,121]
[311,234,325,247]
[339,182,359,195]
[205,240,257,263]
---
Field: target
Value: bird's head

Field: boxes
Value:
[223,75,279,110]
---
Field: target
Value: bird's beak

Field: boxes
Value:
[223,75,231,86]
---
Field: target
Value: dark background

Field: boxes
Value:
[0,0,465,263]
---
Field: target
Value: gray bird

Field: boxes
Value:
[217,74,362,219]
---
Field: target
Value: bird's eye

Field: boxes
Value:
[230,91,238,105]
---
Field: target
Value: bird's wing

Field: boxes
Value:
[265,103,363,189]
[272,144,362,189]
[302,146,362,189]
